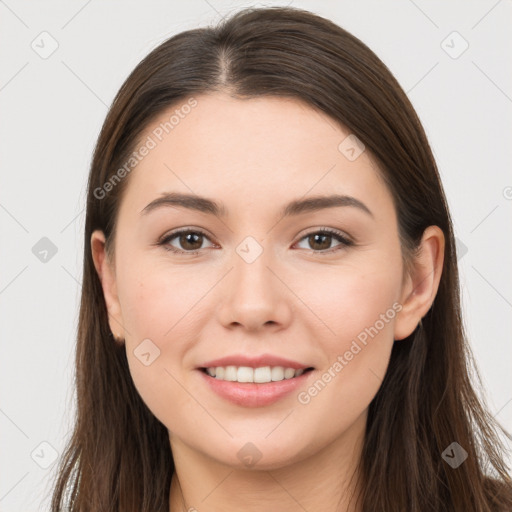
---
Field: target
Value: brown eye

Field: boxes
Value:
[307,233,332,251]
[177,232,203,251]
[296,229,353,253]
[159,229,214,254]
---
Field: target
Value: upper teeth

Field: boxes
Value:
[206,366,305,383]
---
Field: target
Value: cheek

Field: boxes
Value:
[294,266,401,424]
[297,262,401,346]
[115,261,207,418]
[118,257,207,342]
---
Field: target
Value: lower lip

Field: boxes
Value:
[197,369,313,408]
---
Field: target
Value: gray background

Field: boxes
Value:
[1,1,511,510]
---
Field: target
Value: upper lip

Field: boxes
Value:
[199,354,313,370]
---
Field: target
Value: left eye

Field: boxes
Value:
[158,228,353,255]
[295,229,353,253]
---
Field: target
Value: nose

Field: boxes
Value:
[216,242,293,332]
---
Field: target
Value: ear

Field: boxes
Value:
[394,226,445,340]
[90,230,125,343]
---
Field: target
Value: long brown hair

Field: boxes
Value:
[50,6,512,511]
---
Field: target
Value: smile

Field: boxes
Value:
[202,365,314,383]
[198,367,315,407]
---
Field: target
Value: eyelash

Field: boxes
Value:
[157,227,354,256]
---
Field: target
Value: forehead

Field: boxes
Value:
[120,92,392,218]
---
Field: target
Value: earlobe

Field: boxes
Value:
[90,230,125,342]
[394,226,445,341]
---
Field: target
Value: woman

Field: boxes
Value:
[50,6,512,511]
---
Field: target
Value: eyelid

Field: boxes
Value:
[157,226,213,245]
[297,226,354,244]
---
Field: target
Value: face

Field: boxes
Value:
[93,92,425,471]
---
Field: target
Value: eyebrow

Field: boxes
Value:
[140,192,373,219]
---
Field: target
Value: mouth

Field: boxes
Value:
[197,365,316,407]
[199,365,315,384]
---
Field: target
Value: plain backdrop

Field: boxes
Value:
[0,1,511,510]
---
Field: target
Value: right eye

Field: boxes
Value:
[158,229,215,255]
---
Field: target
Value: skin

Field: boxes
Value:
[91,92,444,512]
